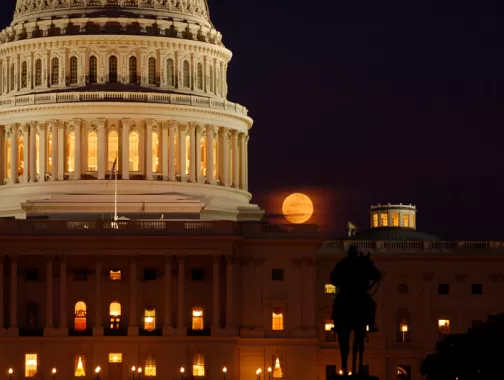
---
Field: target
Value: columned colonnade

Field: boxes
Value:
[0,119,249,190]
[0,255,236,334]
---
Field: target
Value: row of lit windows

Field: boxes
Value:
[4,128,223,178]
[1,56,220,93]
[371,212,415,228]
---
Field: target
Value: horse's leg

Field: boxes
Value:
[338,328,350,375]
[358,327,365,373]
[351,330,358,375]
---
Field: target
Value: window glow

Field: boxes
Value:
[438,319,450,334]
[66,132,75,172]
[192,354,205,377]
[174,132,178,173]
[109,302,121,329]
[273,357,283,378]
[212,139,218,179]
[108,354,122,363]
[47,132,53,173]
[325,284,336,294]
[380,213,388,227]
[402,213,410,227]
[74,356,86,377]
[372,212,379,227]
[109,269,121,281]
[192,307,204,330]
[272,308,284,331]
[185,135,190,175]
[144,308,156,331]
[87,132,97,171]
[145,356,156,377]
[200,138,207,176]
[152,132,160,172]
[324,321,334,331]
[5,139,11,177]
[35,135,39,175]
[392,213,399,227]
[108,131,119,171]
[18,135,24,176]
[129,132,140,171]
[74,301,87,331]
[25,354,37,377]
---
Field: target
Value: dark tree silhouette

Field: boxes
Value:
[421,313,504,380]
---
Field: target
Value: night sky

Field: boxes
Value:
[2,0,503,240]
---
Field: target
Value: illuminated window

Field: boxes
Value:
[35,135,39,175]
[144,356,156,377]
[148,57,156,85]
[438,319,450,335]
[324,321,334,331]
[372,212,378,227]
[21,61,27,88]
[185,135,190,175]
[391,213,399,227]
[272,308,284,331]
[87,131,97,171]
[144,308,156,331]
[212,139,218,179]
[200,137,207,176]
[192,353,205,377]
[109,56,118,83]
[380,213,388,227]
[5,139,11,177]
[25,354,37,377]
[325,284,336,294]
[74,356,86,377]
[109,270,121,281]
[35,59,42,87]
[108,131,119,170]
[70,57,78,85]
[108,353,122,363]
[129,131,140,171]
[74,301,87,331]
[109,302,121,329]
[411,213,416,228]
[397,365,411,380]
[197,63,203,90]
[183,61,190,88]
[272,357,283,378]
[17,135,24,176]
[47,132,53,173]
[89,56,98,84]
[51,57,59,86]
[402,214,410,227]
[192,307,203,330]
[152,132,160,172]
[396,309,411,342]
[66,132,75,172]
[166,59,174,87]
[129,56,137,84]
[209,65,214,92]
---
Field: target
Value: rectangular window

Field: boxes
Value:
[325,284,336,294]
[272,308,284,331]
[192,308,204,330]
[272,269,284,281]
[145,356,156,377]
[471,284,483,295]
[324,320,334,331]
[144,308,156,331]
[324,320,335,342]
[109,269,121,281]
[380,213,388,227]
[272,355,284,378]
[25,354,37,377]
[438,284,449,295]
[192,353,205,377]
[74,355,86,377]
[144,269,157,281]
[108,353,122,363]
[25,269,39,281]
[191,268,205,281]
[372,213,378,227]
[74,269,88,281]
[438,319,450,335]
[391,213,399,226]
[402,214,410,227]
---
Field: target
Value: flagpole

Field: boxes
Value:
[114,152,118,221]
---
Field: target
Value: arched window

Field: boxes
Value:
[35,134,40,176]
[148,57,156,85]
[109,302,121,330]
[129,131,139,172]
[200,137,207,176]
[66,132,75,172]
[129,56,137,84]
[21,61,27,88]
[109,56,118,83]
[10,64,14,91]
[396,309,411,342]
[185,135,190,175]
[166,59,174,86]
[87,131,98,171]
[47,133,53,174]
[35,59,42,87]
[89,56,98,84]
[192,307,203,330]
[51,57,59,86]
[74,301,87,331]
[197,62,203,90]
[108,130,119,170]
[209,65,214,93]
[183,61,190,88]
[17,135,24,176]
[6,139,11,178]
[70,57,78,85]
[152,132,160,172]
[212,139,218,179]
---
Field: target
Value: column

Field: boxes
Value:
[161,124,169,180]
[168,124,176,181]
[225,256,233,329]
[10,256,18,329]
[93,261,103,335]
[212,256,220,329]
[220,128,229,186]
[163,256,173,334]
[244,135,249,191]
[39,125,46,182]
[51,121,58,181]
[122,120,130,180]
[29,123,36,182]
[195,126,202,183]
[22,126,29,183]
[59,257,67,329]
[179,124,187,181]
[74,120,81,179]
[212,59,217,95]
[128,257,138,335]
[45,257,54,330]
[0,257,3,330]
[97,120,106,180]
[188,124,196,182]
[10,127,18,184]
[206,126,215,184]
[145,121,153,180]
[239,133,246,190]
[176,256,185,329]
[57,124,64,180]
[232,131,239,188]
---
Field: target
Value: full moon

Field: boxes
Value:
[282,193,314,224]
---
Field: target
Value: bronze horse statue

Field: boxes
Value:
[330,246,381,375]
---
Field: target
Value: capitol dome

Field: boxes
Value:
[0,0,262,221]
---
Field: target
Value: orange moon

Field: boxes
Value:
[282,193,314,224]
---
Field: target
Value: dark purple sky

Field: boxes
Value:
[2,0,503,240]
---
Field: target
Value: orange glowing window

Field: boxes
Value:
[380,213,388,227]
[74,356,86,377]
[108,353,122,363]
[109,269,121,281]
[192,353,205,377]
[402,214,410,227]
[144,308,156,331]
[25,354,37,377]
[145,356,156,377]
[325,284,336,294]
[438,319,450,335]
[109,302,121,330]
[391,213,399,227]
[74,301,87,331]
[324,321,334,331]
[372,213,379,227]
[272,308,284,331]
[192,307,203,330]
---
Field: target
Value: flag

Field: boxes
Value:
[106,155,117,187]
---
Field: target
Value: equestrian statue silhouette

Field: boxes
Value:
[330,245,381,376]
